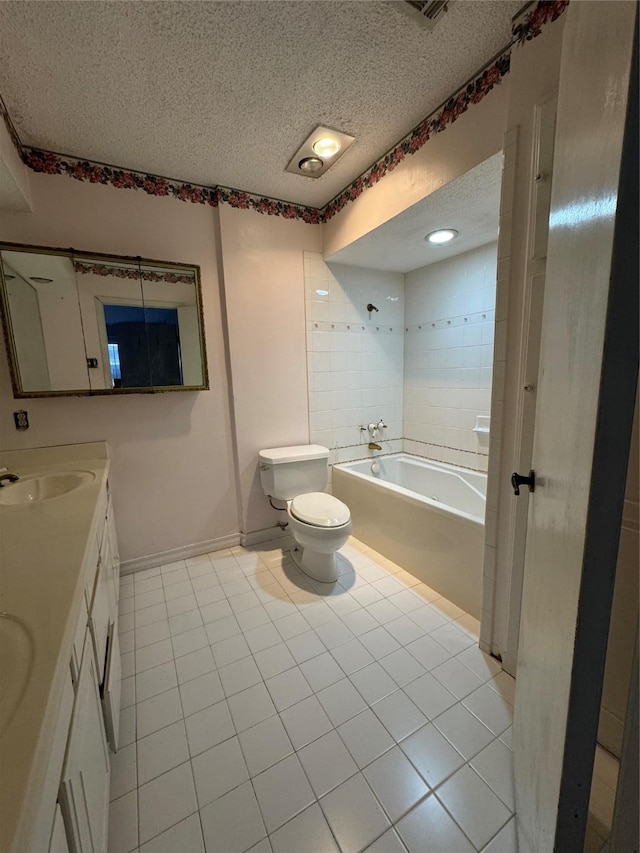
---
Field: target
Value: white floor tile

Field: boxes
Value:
[385,615,426,646]
[136,603,169,629]
[337,709,395,769]
[470,739,515,810]
[185,699,235,757]
[363,746,429,822]
[274,612,310,640]
[432,703,495,761]
[396,794,475,853]
[171,626,209,659]
[108,791,138,853]
[117,537,508,853]
[436,765,512,850]
[364,828,407,853]
[269,803,339,853]
[138,761,198,845]
[180,670,224,717]
[378,648,426,687]
[212,634,253,667]
[169,609,204,636]
[175,647,216,685]
[110,742,137,801]
[254,642,297,679]
[371,691,428,743]
[139,813,204,853]
[316,678,368,726]
[136,687,183,739]
[331,638,375,675]
[119,705,136,747]
[481,816,518,853]
[359,626,402,659]
[286,629,326,663]
[404,673,457,720]
[137,719,190,786]
[320,773,391,853]
[238,715,294,776]
[455,645,502,682]
[349,662,399,705]
[200,781,266,853]
[462,683,513,736]
[136,661,178,703]
[252,755,316,833]
[227,683,277,732]
[431,657,484,700]
[192,736,249,808]
[218,655,263,696]
[265,666,312,711]
[279,695,333,750]
[314,619,356,650]
[400,723,465,789]
[299,651,345,691]
[298,730,359,796]
[408,605,448,634]
[205,614,241,645]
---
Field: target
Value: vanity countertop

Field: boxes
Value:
[0,441,111,853]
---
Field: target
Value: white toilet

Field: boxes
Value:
[258,445,351,583]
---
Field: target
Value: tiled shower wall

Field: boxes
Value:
[304,245,497,472]
[304,252,404,464]
[403,243,498,473]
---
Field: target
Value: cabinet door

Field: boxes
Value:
[49,804,71,853]
[59,633,110,853]
[89,557,111,681]
[106,500,120,603]
[102,623,121,752]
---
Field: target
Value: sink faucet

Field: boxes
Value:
[0,473,19,487]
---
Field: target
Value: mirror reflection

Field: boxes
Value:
[0,245,208,397]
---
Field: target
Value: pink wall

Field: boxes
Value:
[0,173,239,563]
[218,205,322,536]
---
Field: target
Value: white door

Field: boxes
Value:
[513,3,637,852]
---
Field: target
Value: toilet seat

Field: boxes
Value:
[290,492,350,528]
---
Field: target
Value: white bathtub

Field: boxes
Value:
[332,454,486,618]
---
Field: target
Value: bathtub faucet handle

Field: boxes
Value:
[377,419,387,430]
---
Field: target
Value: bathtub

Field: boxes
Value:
[332,454,485,618]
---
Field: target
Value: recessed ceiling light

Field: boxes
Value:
[298,157,324,174]
[312,137,341,158]
[30,276,54,283]
[426,229,458,244]
[315,289,329,296]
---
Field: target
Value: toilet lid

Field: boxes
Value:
[290,493,350,528]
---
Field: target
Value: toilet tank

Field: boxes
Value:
[258,445,330,500]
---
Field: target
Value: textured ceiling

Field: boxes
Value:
[329,153,503,273]
[0,0,521,207]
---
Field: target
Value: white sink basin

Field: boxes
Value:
[0,471,95,505]
[0,614,34,736]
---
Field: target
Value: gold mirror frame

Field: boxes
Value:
[0,242,209,398]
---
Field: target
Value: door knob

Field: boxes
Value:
[511,470,535,495]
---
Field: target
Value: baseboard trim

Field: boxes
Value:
[240,526,291,547]
[120,533,242,575]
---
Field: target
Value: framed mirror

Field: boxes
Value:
[0,243,209,397]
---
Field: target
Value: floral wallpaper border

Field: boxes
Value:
[4,0,568,226]
[73,260,195,285]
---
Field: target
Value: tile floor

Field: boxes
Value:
[110,536,517,853]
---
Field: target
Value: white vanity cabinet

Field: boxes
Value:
[59,632,111,853]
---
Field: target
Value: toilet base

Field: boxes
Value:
[290,545,339,584]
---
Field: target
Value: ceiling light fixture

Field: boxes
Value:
[298,156,324,174]
[286,125,355,180]
[426,229,458,244]
[312,137,341,158]
[30,276,54,284]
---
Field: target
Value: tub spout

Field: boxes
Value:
[368,442,382,451]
